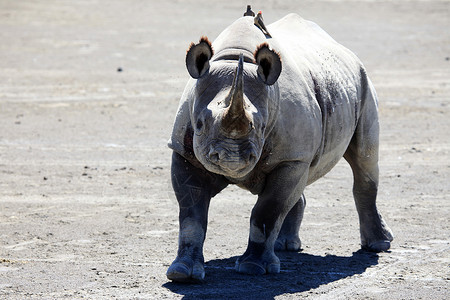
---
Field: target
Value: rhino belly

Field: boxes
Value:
[307,141,350,185]
[306,111,356,185]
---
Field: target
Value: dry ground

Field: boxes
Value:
[0,0,449,299]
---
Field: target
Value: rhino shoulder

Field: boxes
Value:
[168,80,198,163]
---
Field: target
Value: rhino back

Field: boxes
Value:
[212,17,268,62]
[265,14,369,183]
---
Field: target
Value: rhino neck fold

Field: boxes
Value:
[211,48,255,64]
[222,54,251,138]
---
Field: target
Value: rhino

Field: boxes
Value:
[167,12,393,282]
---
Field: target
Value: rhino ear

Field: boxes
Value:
[254,43,282,85]
[186,36,214,79]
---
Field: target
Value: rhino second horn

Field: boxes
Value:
[221,54,252,138]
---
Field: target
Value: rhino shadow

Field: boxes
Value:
[163,249,379,299]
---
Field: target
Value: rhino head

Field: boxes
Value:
[185,37,282,179]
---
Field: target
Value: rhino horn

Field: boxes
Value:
[222,54,252,138]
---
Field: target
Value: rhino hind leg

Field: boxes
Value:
[274,194,305,252]
[344,106,393,252]
[166,152,228,282]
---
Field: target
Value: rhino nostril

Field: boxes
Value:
[210,153,219,163]
[208,148,220,163]
[248,152,257,165]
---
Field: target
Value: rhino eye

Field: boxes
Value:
[196,119,203,131]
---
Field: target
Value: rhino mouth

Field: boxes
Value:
[198,139,260,178]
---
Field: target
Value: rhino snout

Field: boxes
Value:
[207,145,257,172]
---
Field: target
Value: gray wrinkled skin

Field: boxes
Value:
[167,14,393,282]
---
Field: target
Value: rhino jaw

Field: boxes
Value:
[205,140,259,177]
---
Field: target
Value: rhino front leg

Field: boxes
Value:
[236,162,309,275]
[167,152,227,282]
[274,194,305,252]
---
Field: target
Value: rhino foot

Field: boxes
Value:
[235,253,280,275]
[361,220,394,252]
[363,240,391,252]
[274,235,302,252]
[166,257,205,283]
